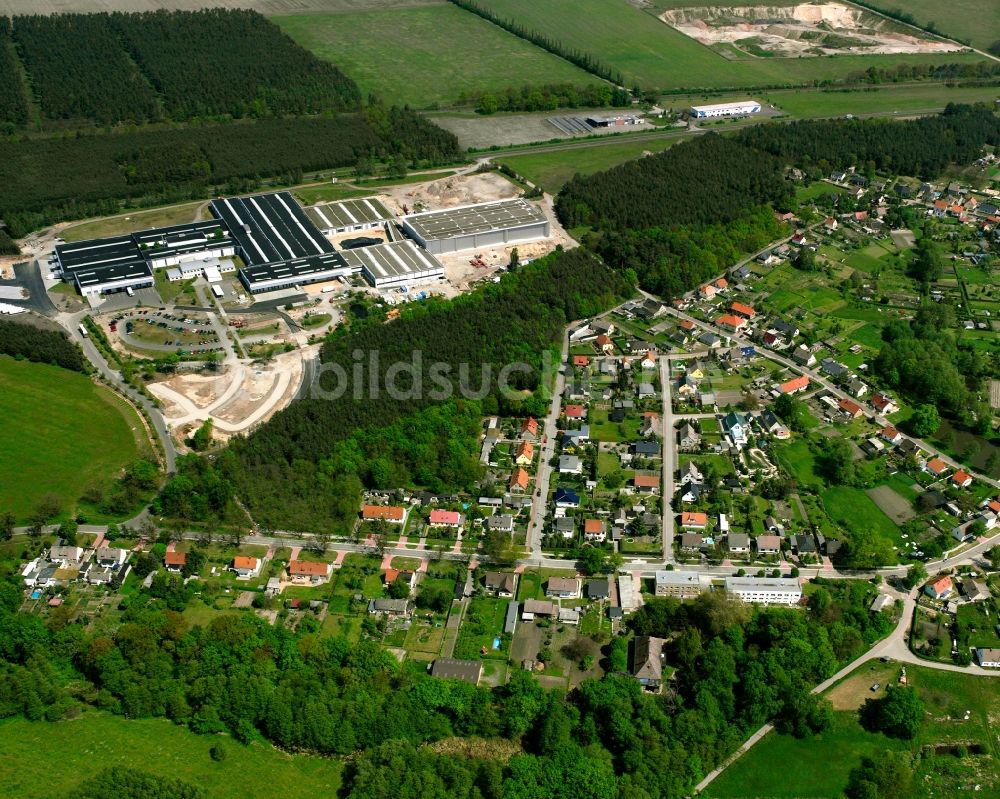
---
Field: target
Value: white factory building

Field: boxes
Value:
[401,198,550,255]
[341,239,445,289]
[305,197,394,235]
[690,100,761,119]
[724,576,802,606]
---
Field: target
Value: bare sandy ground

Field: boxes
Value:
[661,3,963,57]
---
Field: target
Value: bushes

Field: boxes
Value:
[0,319,86,373]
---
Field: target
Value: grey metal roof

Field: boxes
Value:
[340,240,444,281]
[239,252,348,287]
[74,260,153,288]
[403,198,546,241]
[56,235,143,274]
[305,197,393,229]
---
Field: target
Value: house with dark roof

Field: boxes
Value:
[484,572,518,598]
[630,636,667,691]
[431,658,483,685]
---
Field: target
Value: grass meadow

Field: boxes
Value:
[0,712,343,799]
[0,356,149,523]
[480,0,989,91]
[705,661,1000,799]
[861,0,1000,51]
[274,5,598,109]
[766,84,1000,119]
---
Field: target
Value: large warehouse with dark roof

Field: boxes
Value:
[401,198,549,254]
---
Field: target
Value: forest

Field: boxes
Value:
[155,248,630,532]
[0,109,460,237]
[0,569,889,799]
[458,82,629,115]
[5,10,360,126]
[0,319,86,373]
[0,19,28,131]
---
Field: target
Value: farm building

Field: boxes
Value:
[305,197,394,234]
[238,252,353,295]
[340,240,445,289]
[690,100,761,118]
[401,199,549,255]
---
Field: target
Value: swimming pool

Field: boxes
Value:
[492,637,501,650]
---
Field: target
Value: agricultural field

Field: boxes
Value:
[705,662,1000,799]
[478,0,988,91]
[862,0,1000,51]
[0,712,343,799]
[767,84,1000,119]
[275,5,598,109]
[0,356,150,523]
[497,134,693,192]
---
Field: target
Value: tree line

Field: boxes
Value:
[458,82,629,116]
[0,319,86,373]
[155,248,630,532]
[5,10,360,127]
[0,570,888,799]
[0,110,460,238]
[446,0,625,87]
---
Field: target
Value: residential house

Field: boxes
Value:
[680,533,705,551]
[716,314,746,332]
[572,355,590,368]
[759,409,789,439]
[871,393,899,415]
[632,440,660,459]
[795,534,817,556]
[678,423,701,448]
[559,455,583,475]
[699,331,721,348]
[428,509,463,530]
[838,398,864,419]
[680,480,704,503]
[587,577,610,601]
[362,505,406,524]
[637,382,656,398]
[779,375,810,395]
[755,535,782,556]
[870,593,894,613]
[699,284,717,300]
[596,334,614,353]
[554,516,576,538]
[367,598,414,619]
[681,512,708,530]
[484,571,518,598]
[430,658,482,686]
[562,426,590,447]
[960,578,990,602]
[640,414,659,438]
[824,216,838,231]
[640,352,657,370]
[509,467,530,492]
[231,556,261,578]
[791,344,816,367]
[520,417,539,439]
[631,636,668,691]
[584,519,607,542]
[487,514,515,534]
[772,319,800,339]
[731,301,756,319]
[924,576,953,601]
[636,299,666,320]
[951,470,973,489]
[95,547,129,568]
[633,474,660,494]
[592,319,615,337]
[848,378,868,398]
[289,560,332,584]
[164,551,186,573]
[554,487,580,507]
[975,649,1000,668]
[821,358,849,380]
[49,545,84,563]
[924,458,949,478]
[521,599,557,621]
[564,404,586,420]
[383,568,416,591]
[728,533,750,555]
[721,411,749,447]
[546,577,581,599]
[880,426,902,445]
[654,570,703,599]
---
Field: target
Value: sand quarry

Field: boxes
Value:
[661,3,964,57]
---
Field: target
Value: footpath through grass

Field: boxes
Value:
[275,6,597,109]
[0,712,343,799]
[0,356,146,523]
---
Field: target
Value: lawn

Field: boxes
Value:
[497,134,693,192]
[479,0,987,91]
[860,0,1000,51]
[274,6,597,109]
[0,356,152,523]
[0,711,343,799]
[821,485,899,540]
[768,84,1000,119]
[453,597,509,660]
[61,201,208,242]
[706,661,1000,799]
[774,439,822,490]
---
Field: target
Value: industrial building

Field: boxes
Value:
[238,252,353,295]
[209,191,334,266]
[305,197,394,234]
[341,240,445,289]
[724,576,801,606]
[401,199,549,255]
[133,220,235,268]
[53,235,154,297]
[690,100,760,119]
[165,256,234,282]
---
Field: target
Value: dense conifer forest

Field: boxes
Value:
[155,248,630,532]
[0,568,888,799]
[0,319,86,373]
[0,19,28,130]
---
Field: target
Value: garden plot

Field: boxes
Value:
[865,484,916,524]
[661,4,963,58]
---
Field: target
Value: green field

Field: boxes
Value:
[497,134,693,191]
[275,5,598,109]
[0,356,149,523]
[768,84,1000,119]
[0,712,342,799]
[821,485,899,540]
[62,201,208,242]
[706,662,1000,799]
[862,0,1000,51]
[480,0,990,91]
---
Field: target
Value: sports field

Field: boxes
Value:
[480,0,990,91]
[768,84,1000,118]
[0,712,343,799]
[0,355,148,523]
[862,0,1000,51]
[274,4,599,109]
[497,133,694,191]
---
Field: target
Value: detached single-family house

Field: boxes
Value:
[362,504,406,524]
[631,635,667,691]
[960,578,990,602]
[509,467,530,493]
[838,398,864,419]
[95,547,129,568]
[924,576,953,600]
[975,648,1000,668]
[632,440,660,458]
[554,516,576,539]
[716,314,746,332]
[484,571,518,598]
[520,417,539,439]
[755,535,782,556]
[678,423,701,448]
[587,577,610,600]
[633,474,660,494]
[521,599,557,621]
[951,470,973,489]
[731,301,755,319]
[680,533,705,551]
[164,551,186,573]
[564,404,586,420]
[289,560,333,584]
[779,375,810,395]
[871,393,899,415]
[368,598,413,619]
[554,487,580,507]
[584,519,607,542]
[231,556,261,578]
[559,455,583,475]
[721,411,748,446]
[681,512,708,530]
[49,545,84,564]
[791,344,816,367]
[514,441,534,466]
[728,533,750,554]
[880,426,902,445]
[487,514,514,534]
[429,509,463,528]
[546,577,581,599]
[795,534,817,556]
[924,458,949,478]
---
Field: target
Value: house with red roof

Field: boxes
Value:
[681,512,708,529]
[871,393,899,415]
[924,458,949,478]
[564,404,586,420]
[731,301,755,319]
[584,519,607,542]
[633,474,660,493]
[838,398,864,419]
[596,334,614,353]
[429,509,463,528]
[509,467,530,492]
[714,277,728,290]
[679,319,695,332]
[924,576,953,601]
[880,426,902,445]
[520,417,539,439]
[515,440,534,466]
[572,355,590,368]
[716,314,746,332]
[951,470,973,489]
[779,375,810,394]
[164,551,186,572]
[699,284,716,299]
[289,560,333,584]
[362,504,406,524]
